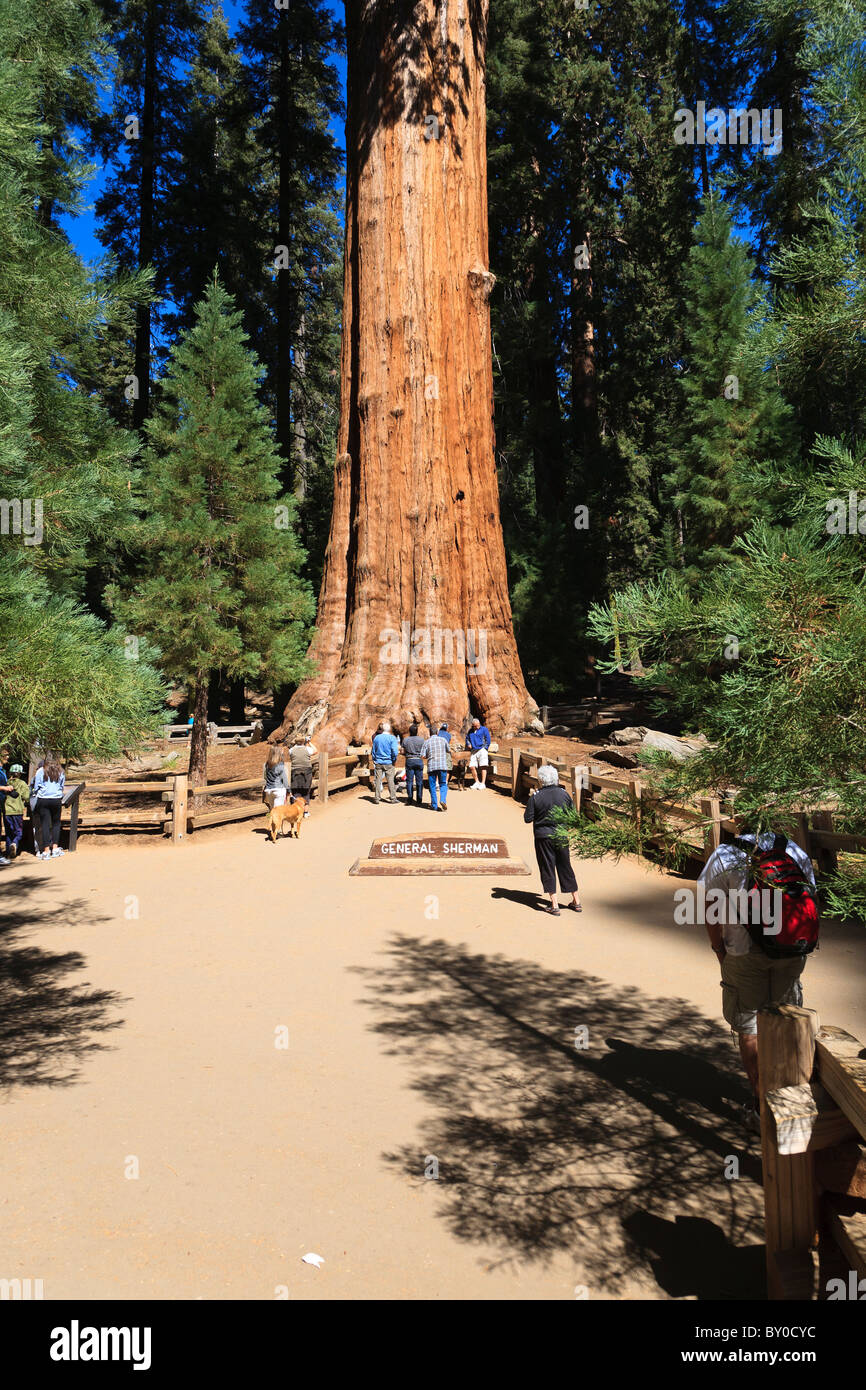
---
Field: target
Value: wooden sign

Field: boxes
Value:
[350,832,529,875]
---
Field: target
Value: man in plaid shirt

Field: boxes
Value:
[421,728,450,811]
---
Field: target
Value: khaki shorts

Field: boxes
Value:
[721,946,805,1036]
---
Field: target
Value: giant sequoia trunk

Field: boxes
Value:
[277,0,537,752]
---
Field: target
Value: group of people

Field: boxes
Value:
[0,745,68,864]
[263,739,317,816]
[370,717,493,811]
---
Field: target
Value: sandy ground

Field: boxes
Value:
[2,782,864,1302]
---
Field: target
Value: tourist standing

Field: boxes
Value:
[371,722,399,804]
[466,717,492,788]
[401,723,425,806]
[289,737,316,817]
[31,754,66,860]
[1,764,28,860]
[421,727,450,812]
[699,829,818,1130]
[263,745,289,810]
[524,764,581,915]
[0,746,9,865]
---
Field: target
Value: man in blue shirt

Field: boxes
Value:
[371,721,400,804]
[466,718,491,788]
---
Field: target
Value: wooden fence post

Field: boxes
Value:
[66,784,84,852]
[700,797,722,861]
[571,764,583,816]
[790,812,811,857]
[628,778,642,852]
[811,810,838,875]
[511,747,522,799]
[170,774,188,844]
[758,1004,820,1299]
[319,751,329,806]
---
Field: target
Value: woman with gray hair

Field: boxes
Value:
[523,763,582,916]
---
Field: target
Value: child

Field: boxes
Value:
[2,764,28,859]
[263,745,289,810]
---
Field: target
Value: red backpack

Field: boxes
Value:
[735,835,819,959]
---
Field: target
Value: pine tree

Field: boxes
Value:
[666,198,795,577]
[485,0,696,690]
[110,276,315,792]
[162,4,265,342]
[237,0,344,490]
[0,0,165,757]
[93,0,206,428]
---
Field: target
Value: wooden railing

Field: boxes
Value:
[60,752,373,847]
[759,1005,866,1300]
[504,747,866,865]
[161,722,262,743]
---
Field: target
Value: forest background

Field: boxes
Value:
[1,0,865,908]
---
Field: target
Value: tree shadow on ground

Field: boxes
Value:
[353,934,766,1299]
[0,874,124,1088]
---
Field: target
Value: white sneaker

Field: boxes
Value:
[0,856,10,865]
[36,850,50,860]
[51,846,64,857]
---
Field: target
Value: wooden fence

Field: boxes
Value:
[506,748,866,866]
[759,1004,866,1300]
[47,744,866,863]
[161,721,263,743]
[57,751,372,848]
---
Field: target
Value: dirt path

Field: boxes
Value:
[2,784,864,1301]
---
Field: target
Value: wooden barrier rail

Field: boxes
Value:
[758,1005,866,1300]
[505,747,866,865]
[59,750,372,847]
[161,722,263,743]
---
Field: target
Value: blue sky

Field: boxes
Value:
[61,0,348,266]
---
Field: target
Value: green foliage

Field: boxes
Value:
[553,792,699,874]
[110,275,316,693]
[487,0,696,692]
[0,578,165,758]
[666,198,796,578]
[0,0,167,756]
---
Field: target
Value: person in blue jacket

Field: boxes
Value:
[466,717,492,788]
[31,753,66,859]
[371,721,400,804]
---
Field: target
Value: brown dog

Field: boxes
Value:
[267,797,305,842]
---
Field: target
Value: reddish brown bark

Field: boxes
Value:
[277,0,536,753]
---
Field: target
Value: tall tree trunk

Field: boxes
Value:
[293,309,308,501]
[571,217,597,459]
[277,0,536,752]
[133,2,157,430]
[188,673,210,802]
[275,10,293,486]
